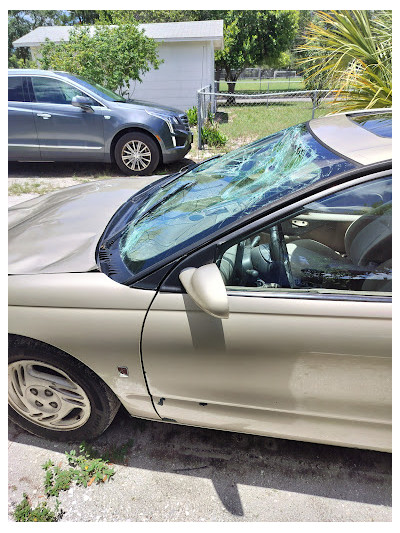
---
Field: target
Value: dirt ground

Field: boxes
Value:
[8,407,392,522]
[8,160,175,205]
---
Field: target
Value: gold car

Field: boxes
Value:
[9,110,392,452]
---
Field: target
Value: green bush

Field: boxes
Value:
[186,106,214,127]
[201,121,227,147]
[186,106,198,126]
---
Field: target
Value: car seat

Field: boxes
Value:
[287,203,392,291]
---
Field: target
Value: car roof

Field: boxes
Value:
[8,69,68,76]
[309,110,392,165]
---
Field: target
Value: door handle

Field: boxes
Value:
[37,113,52,119]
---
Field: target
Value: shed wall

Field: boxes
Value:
[128,41,214,111]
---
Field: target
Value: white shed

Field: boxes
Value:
[13,20,224,112]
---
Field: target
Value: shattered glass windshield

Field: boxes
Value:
[119,124,355,276]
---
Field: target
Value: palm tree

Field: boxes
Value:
[296,10,392,112]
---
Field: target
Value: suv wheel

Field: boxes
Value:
[115,132,160,176]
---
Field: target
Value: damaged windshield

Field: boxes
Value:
[119,124,355,276]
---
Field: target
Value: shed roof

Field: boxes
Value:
[13,20,224,49]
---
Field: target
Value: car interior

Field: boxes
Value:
[218,180,392,294]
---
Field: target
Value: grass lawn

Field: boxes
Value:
[219,102,328,142]
[188,101,331,159]
[218,77,305,93]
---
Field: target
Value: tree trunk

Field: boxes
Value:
[215,69,222,93]
[227,81,237,105]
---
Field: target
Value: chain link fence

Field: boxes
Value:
[216,68,298,80]
[197,85,339,150]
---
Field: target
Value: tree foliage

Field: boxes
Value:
[8,10,68,67]
[10,9,301,94]
[95,10,300,88]
[68,11,100,24]
[38,11,162,96]
[215,11,299,83]
[296,10,392,111]
[103,10,197,23]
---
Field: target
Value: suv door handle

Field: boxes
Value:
[37,113,52,119]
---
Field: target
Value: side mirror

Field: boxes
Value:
[71,95,94,112]
[179,264,229,319]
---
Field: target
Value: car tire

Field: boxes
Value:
[115,132,160,176]
[8,336,121,442]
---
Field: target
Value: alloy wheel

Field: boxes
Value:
[121,140,152,171]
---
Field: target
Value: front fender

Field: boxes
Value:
[8,272,158,420]
[104,116,169,158]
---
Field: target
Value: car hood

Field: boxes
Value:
[8,179,150,275]
[114,99,185,115]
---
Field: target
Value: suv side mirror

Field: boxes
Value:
[179,264,229,319]
[71,95,94,112]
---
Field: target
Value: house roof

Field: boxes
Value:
[13,20,224,49]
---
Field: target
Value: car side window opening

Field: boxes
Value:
[30,76,97,106]
[218,177,392,294]
[8,77,25,102]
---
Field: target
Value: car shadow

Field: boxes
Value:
[8,158,197,179]
[8,407,392,517]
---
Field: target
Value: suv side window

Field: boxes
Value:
[30,76,98,106]
[8,77,26,102]
[217,177,392,295]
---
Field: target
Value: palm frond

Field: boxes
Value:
[295,10,392,112]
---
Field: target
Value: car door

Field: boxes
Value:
[140,175,392,451]
[8,75,40,161]
[28,75,106,161]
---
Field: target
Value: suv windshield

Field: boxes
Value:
[58,73,126,102]
[119,123,355,276]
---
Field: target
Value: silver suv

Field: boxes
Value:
[8,69,193,175]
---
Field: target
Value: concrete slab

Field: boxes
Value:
[8,408,392,522]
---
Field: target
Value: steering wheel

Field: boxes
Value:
[269,224,294,288]
[232,240,245,285]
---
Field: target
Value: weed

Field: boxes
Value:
[13,493,61,522]
[8,180,58,196]
[42,442,115,497]
[186,106,198,126]
[78,440,101,459]
[43,461,75,497]
[186,105,214,127]
[201,121,227,147]
[79,439,133,464]
[105,438,134,464]
[13,440,131,521]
